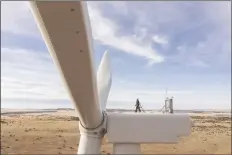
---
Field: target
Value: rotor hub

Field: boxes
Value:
[79,111,108,138]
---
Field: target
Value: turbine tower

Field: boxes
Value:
[29,1,191,154]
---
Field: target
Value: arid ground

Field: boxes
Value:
[1,110,231,154]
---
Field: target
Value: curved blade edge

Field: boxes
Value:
[97,50,112,111]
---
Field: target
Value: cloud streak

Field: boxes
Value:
[95,1,231,68]
[87,3,164,64]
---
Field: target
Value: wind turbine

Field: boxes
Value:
[29,1,191,154]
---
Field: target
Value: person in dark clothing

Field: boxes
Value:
[135,98,141,112]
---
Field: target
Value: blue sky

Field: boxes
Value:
[1,1,231,110]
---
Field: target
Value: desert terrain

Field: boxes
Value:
[1,109,231,154]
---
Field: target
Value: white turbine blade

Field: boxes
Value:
[97,50,112,111]
[29,1,102,128]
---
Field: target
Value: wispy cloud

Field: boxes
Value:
[96,1,231,68]
[87,3,164,64]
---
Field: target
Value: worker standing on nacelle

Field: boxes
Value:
[135,98,141,113]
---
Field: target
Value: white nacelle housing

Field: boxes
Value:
[107,113,191,143]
